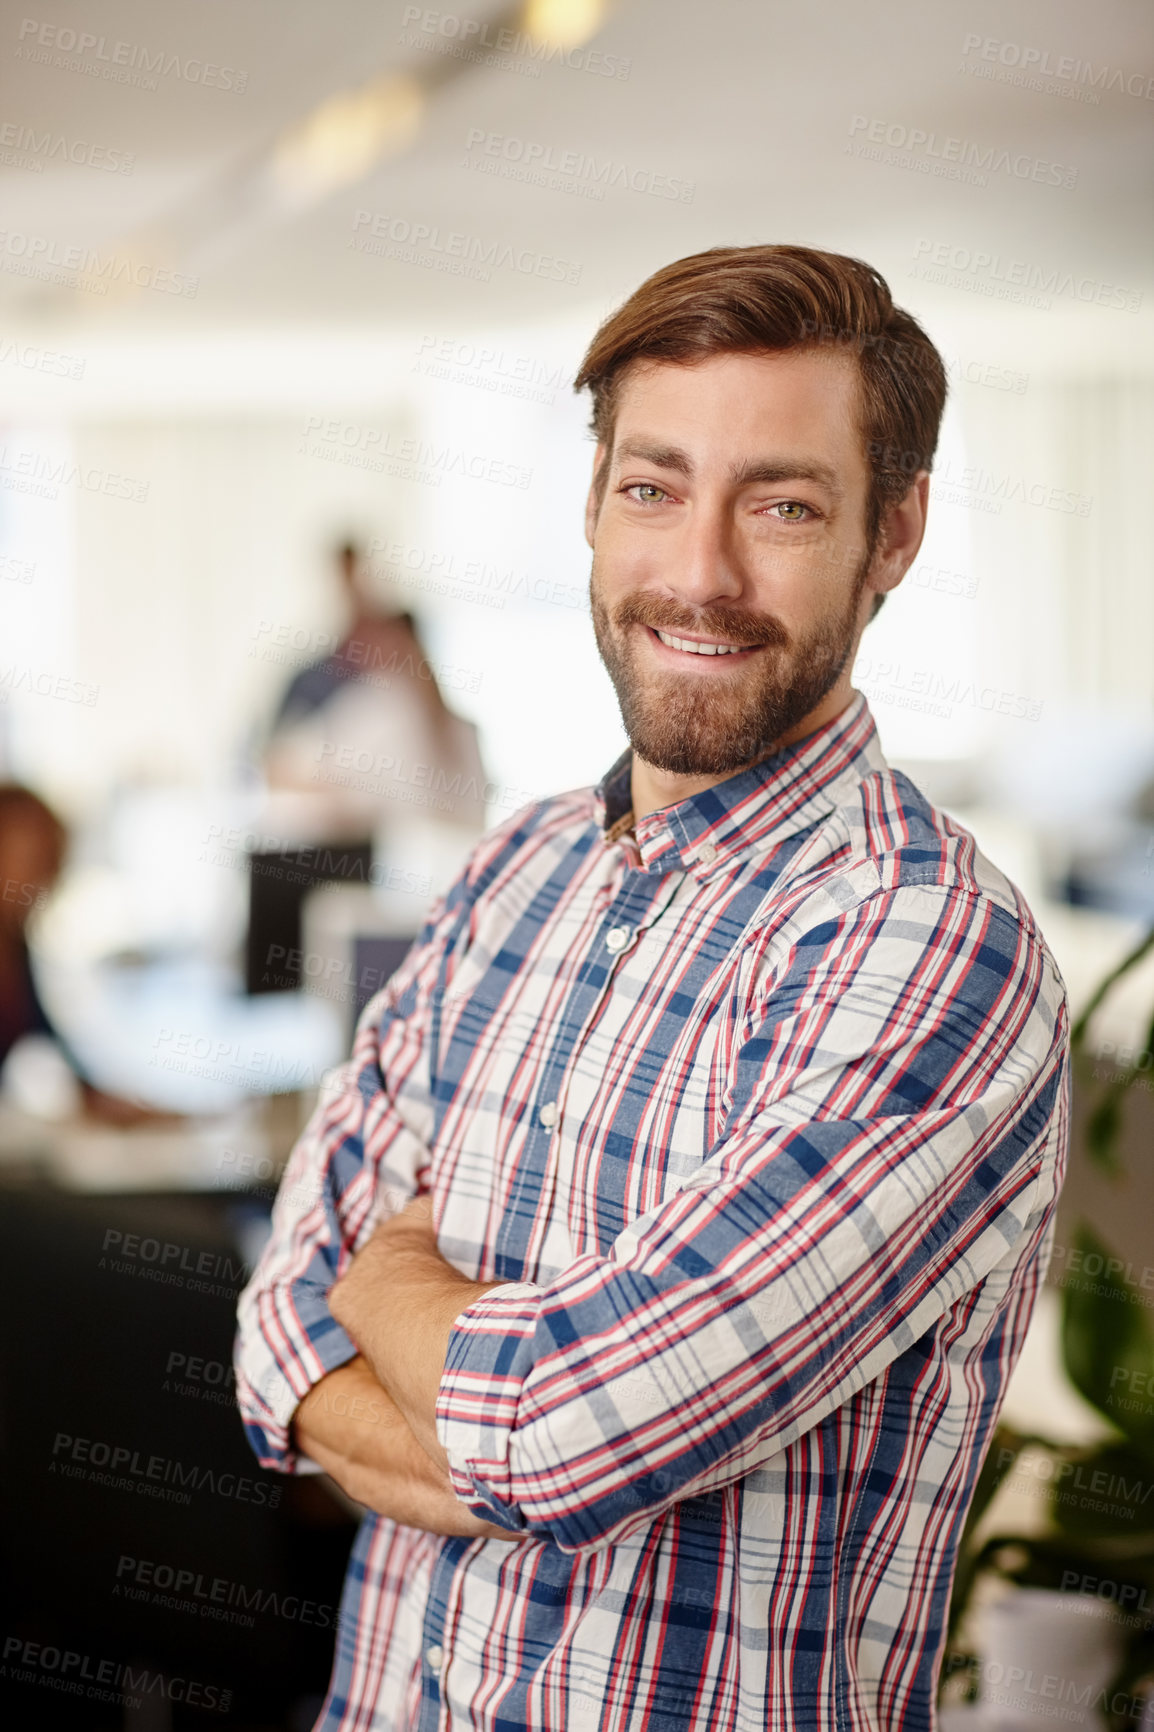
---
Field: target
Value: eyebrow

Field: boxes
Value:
[613,439,843,496]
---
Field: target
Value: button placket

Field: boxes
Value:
[418,1535,472,1732]
[494,869,683,1274]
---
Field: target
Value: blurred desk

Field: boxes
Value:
[0,1089,308,1196]
[0,1090,354,1730]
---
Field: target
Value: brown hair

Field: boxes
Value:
[574,244,947,560]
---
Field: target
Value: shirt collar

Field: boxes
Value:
[593,691,887,876]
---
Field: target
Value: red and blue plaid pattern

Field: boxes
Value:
[237,691,1069,1730]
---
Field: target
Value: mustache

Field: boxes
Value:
[611,593,789,649]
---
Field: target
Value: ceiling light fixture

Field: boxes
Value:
[521,0,608,50]
[269,74,425,207]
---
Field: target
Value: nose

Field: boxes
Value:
[662,494,745,611]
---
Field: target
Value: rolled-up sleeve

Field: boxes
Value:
[235,868,475,1472]
[435,885,1069,1551]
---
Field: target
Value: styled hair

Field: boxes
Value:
[574,244,948,561]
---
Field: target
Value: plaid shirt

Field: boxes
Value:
[236,691,1069,1731]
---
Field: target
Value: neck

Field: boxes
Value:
[628,680,855,823]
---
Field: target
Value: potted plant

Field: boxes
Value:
[942,927,1154,1730]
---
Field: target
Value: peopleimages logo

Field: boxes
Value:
[14,17,248,92]
[854,657,1043,722]
[367,536,589,615]
[0,225,198,297]
[298,413,533,489]
[910,238,1141,314]
[50,1429,282,1509]
[398,7,630,80]
[411,334,572,406]
[349,209,581,286]
[0,662,99,706]
[0,333,85,378]
[0,120,134,173]
[114,1554,339,1633]
[847,115,1077,188]
[462,130,695,203]
[961,33,1154,101]
[993,1445,1154,1517]
[0,441,148,502]
[2,1636,231,1714]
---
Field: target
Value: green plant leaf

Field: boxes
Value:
[1061,1223,1154,1450]
[1050,1442,1154,1541]
[1070,926,1154,1051]
[1102,1626,1154,1732]
[1085,1089,1126,1177]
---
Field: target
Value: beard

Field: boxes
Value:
[590,549,872,777]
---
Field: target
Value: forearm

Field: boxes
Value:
[292,1357,519,1540]
[328,1204,506,1473]
[235,863,481,1470]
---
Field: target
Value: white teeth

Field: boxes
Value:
[654,629,747,656]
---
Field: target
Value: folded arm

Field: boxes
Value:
[291,1356,520,1539]
[234,864,477,1473]
[359,885,1068,1552]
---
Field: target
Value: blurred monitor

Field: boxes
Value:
[245,842,374,995]
[352,935,417,1023]
[299,882,423,1041]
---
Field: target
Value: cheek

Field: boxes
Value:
[593,520,653,583]
[741,541,832,607]
[762,535,863,605]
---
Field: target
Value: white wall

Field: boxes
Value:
[2,328,1152,825]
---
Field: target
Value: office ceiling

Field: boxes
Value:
[0,0,1150,359]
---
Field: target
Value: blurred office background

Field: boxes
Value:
[0,0,1152,1724]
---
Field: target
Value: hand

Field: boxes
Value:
[293,1357,526,1541]
[328,1194,503,1470]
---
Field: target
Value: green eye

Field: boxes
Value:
[634,484,666,502]
[776,501,808,520]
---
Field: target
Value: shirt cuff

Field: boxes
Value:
[434,1280,544,1529]
[236,1280,360,1473]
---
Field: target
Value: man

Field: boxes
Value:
[236,245,1069,1730]
[263,539,487,830]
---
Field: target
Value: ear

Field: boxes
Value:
[864,472,930,605]
[584,443,608,549]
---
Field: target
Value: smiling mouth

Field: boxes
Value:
[648,626,761,658]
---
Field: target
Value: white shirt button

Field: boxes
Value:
[697,842,719,866]
[425,1644,444,1674]
[605,926,630,952]
[539,1100,558,1128]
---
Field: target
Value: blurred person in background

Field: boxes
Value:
[0,783,66,1070]
[0,783,170,1125]
[263,540,487,832]
[237,247,1069,1731]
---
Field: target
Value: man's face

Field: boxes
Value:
[587,349,882,777]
